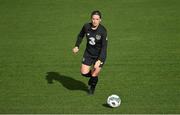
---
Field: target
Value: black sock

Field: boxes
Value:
[88,76,98,88]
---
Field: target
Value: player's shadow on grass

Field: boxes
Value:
[45,72,88,92]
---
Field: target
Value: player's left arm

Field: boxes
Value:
[96,30,108,66]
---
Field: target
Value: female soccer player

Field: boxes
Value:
[72,10,108,95]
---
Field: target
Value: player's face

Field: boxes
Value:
[91,15,101,27]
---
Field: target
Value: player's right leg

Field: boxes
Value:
[80,64,92,77]
[80,52,93,77]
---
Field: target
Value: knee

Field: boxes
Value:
[80,67,89,74]
[81,71,91,77]
[92,72,99,77]
[92,74,99,77]
[81,72,87,76]
[81,70,88,75]
[91,69,101,77]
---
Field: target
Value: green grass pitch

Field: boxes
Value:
[0,0,179,114]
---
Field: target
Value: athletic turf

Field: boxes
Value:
[0,0,179,113]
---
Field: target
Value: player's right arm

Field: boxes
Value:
[72,46,79,54]
[72,24,86,54]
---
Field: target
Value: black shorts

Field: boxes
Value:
[82,51,104,67]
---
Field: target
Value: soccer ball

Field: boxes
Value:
[107,94,121,108]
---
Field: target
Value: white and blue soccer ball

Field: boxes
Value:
[107,94,121,108]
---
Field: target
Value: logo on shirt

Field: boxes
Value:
[87,33,90,36]
[96,35,101,40]
[89,37,96,45]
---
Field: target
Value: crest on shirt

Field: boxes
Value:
[96,34,101,40]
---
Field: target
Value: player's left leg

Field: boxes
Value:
[88,66,102,95]
[91,67,101,77]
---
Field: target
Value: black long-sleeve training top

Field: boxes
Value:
[75,23,108,62]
